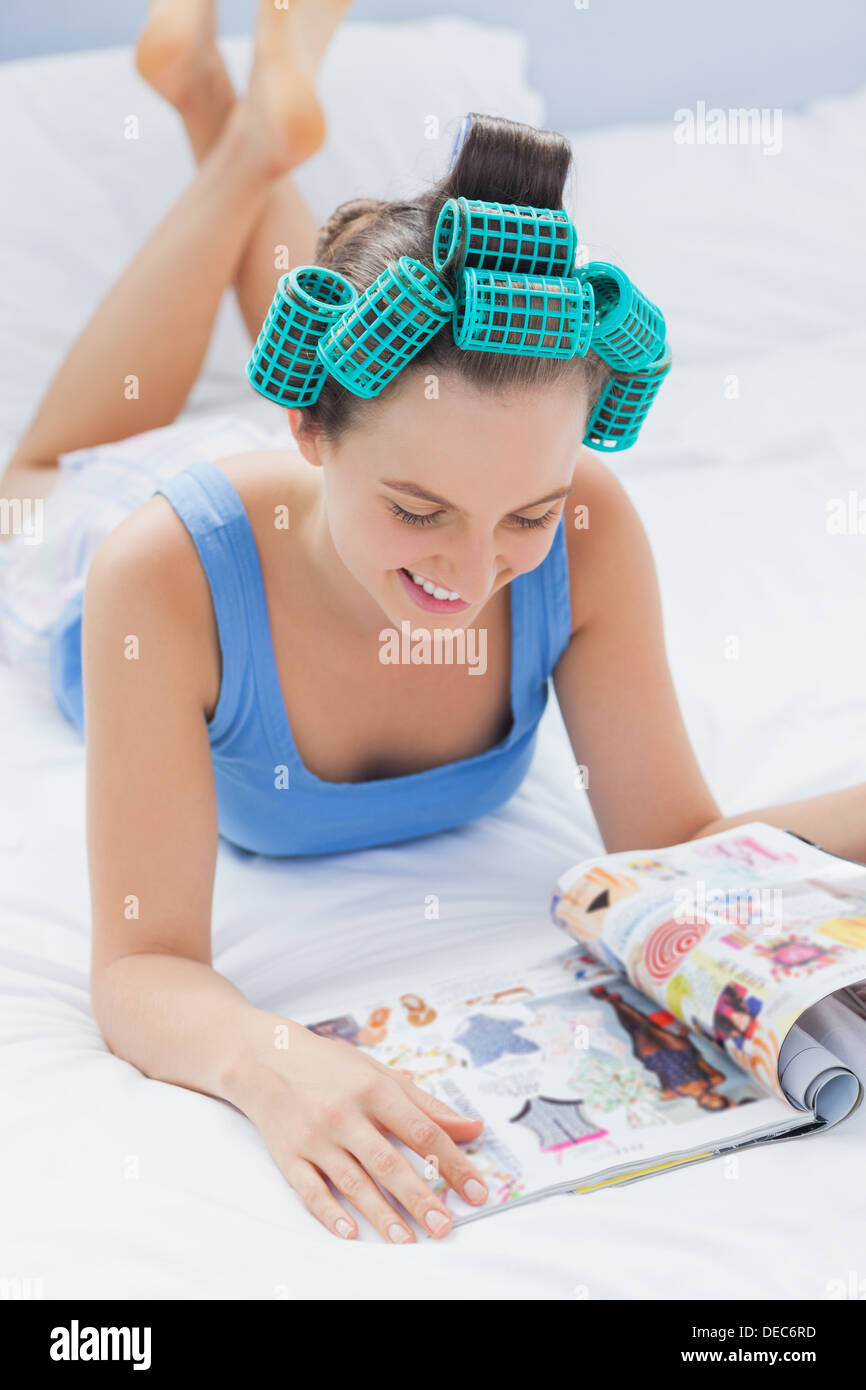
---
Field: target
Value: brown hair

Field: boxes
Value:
[302,112,608,442]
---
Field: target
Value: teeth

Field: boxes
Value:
[408,571,462,602]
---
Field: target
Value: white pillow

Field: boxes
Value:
[0,18,543,453]
[563,86,866,369]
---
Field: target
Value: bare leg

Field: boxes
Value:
[2,0,349,494]
[0,112,272,514]
[136,0,350,339]
[6,114,274,477]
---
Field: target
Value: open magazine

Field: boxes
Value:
[303,823,866,1226]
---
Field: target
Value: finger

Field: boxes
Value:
[368,1083,484,1152]
[391,1067,489,1134]
[373,1061,485,1131]
[317,1145,417,1245]
[403,1078,486,1139]
[371,1088,489,1211]
[347,1119,458,1238]
[285,1158,359,1241]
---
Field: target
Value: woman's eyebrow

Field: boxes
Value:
[381,480,573,511]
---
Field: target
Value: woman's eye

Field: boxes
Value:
[511,508,559,530]
[389,501,443,527]
[388,501,560,529]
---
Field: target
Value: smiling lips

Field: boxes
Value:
[396,567,472,614]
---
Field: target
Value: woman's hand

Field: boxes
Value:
[228,1013,490,1242]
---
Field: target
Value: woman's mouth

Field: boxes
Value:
[396,568,472,614]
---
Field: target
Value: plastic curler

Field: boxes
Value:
[579,261,666,372]
[433,197,577,278]
[446,113,473,172]
[583,344,672,452]
[246,266,358,407]
[453,268,595,358]
[317,256,454,399]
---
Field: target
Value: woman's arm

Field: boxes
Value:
[687,785,866,862]
[553,453,866,861]
[85,499,234,1084]
[85,499,489,1241]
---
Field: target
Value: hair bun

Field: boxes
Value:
[443,112,573,211]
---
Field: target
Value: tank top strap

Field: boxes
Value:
[539,513,573,672]
[153,459,262,741]
[510,513,573,712]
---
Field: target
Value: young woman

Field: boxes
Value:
[2,0,864,1245]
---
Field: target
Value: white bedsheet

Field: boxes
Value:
[1,25,866,1300]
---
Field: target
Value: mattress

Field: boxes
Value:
[1,22,865,1298]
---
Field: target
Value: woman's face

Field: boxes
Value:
[292,371,588,629]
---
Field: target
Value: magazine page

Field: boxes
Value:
[551,822,866,1105]
[775,1023,861,1121]
[301,941,814,1226]
[839,981,866,1021]
[795,995,866,1089]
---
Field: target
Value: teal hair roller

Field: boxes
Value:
[584,345,672,451]
[454,268,594,358]
[433,197,577,278]
[246,265,358,407]
[317,256,454,399]
[579,261,666,372]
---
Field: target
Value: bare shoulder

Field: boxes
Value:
[83,447,307,714]
[214,446,311,537]
[562,446,657,635]
[83,487,221,716]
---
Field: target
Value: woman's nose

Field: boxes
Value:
[439,542,500,605]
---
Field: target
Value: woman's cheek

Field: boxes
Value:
[330,507,403,581]
[357,510,433,572]
[508,527,561,578]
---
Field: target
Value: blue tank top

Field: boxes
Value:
[50,459,572,856]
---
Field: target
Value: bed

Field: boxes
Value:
[1,18,865,1299]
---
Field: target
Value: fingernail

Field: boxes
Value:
[388,1223,412,1243]
[463,1178,487,1204]
[335,1219,353,1239]
[425,1209,450,1234]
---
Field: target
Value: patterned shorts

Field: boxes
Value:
[0,413,280,668]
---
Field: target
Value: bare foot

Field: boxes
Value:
[136,0,235,156]
[245,0,353,174]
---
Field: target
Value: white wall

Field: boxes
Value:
[0,0,863,129]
